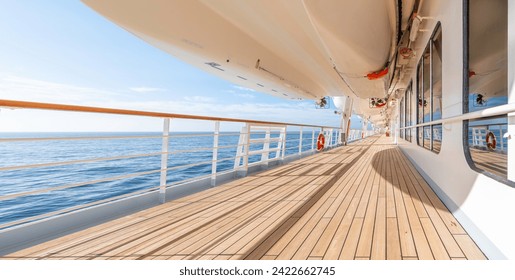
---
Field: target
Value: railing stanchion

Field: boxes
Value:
[298,126,303,155]
[235,124,249,177]
[159,118,170,204]
[311,128,315,151]
[261,127,271,169]
[211,121,220,187]
[281,127,287,160]
[243,124,250,176]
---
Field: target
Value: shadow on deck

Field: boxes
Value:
[3,136,486,260]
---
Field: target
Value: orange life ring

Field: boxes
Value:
[316,133,325,151]
[486,131,496,151]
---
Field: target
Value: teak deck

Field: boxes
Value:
[4,136,486,260]
[470,148,507,178]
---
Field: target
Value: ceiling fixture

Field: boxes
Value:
[315,97,329,109]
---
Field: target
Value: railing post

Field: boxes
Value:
[261,127,271,169]
[328,129,333,147]
[159,118,170,204]
[242,124,250,176]
[281,127,287,160]
[298,127,303,155]
[311,128,315,151]
[235,124,250,177]
[234,124,247,176]
[211,121,220,187]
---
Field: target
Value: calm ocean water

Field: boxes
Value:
[0,131,324,227]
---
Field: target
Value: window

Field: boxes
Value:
[416,23,442,153]
[401,82,413,142]
[399,97,406,139]
[464,0,511,183]
[406,82,413,142]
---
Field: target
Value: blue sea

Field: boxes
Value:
[0,131,334,228]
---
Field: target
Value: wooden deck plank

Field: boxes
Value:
[3,136,485,261]
[291,218,331,260]
[244,218,299,259]
[390,150,417,258]
[322,195,361,260]
[398,151,466,235]
[320,147,377,259]
[385,149,397,219]
[355,146,383,258]
[394,156,434,260]
[339,218,364,260]
[454,235,487,260]
[386,218,402,260]
[420,218,450,260]
[470,149,507,178]
[371,198,386,260]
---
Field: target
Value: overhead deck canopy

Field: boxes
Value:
[83,0,415,106]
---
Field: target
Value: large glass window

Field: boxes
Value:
[465,0,510,182]
[417,23,442,153]
[400,97,405,139]
[407,82,413,142]
[403,82,413,142]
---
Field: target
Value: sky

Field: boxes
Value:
[0,1,364,132]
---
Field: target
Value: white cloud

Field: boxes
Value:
[223,89,255,98]
[0,74,340,132]
[234,93,255,99]
[183,96,215,103]
[0,74,119,104]
[129,87,165,93]
[232,85,255,92]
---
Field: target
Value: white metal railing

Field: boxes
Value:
[470,123,508,152]
[401,102,515,129]
[397,102,513,182]
[347,129,375,143]
[0,99,342,230]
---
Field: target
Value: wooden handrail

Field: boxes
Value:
[0,99,340,129]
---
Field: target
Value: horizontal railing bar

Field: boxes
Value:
[168,146,216,154]
[164,173,215,188]
[216,132,242,136]
[0,169,162,201]
[0,186,160,230]
[247,157,281,167]
[0,132,248,143]
[248,148,281,156]
[1,146,241,172]
[164,167,238,189]
[0,152,164,172]
[0,132,325,143]
[0,99,340,129]
[285,146,301,150]
[468,123,508,127]
[247,123,287,128]
[170,144,241,153]
[213,156,237,163]
[249,138,282,143]
[168,133,215,138]
[1,154,240,202]
[284,138,310,143]
[215,144,240,150]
